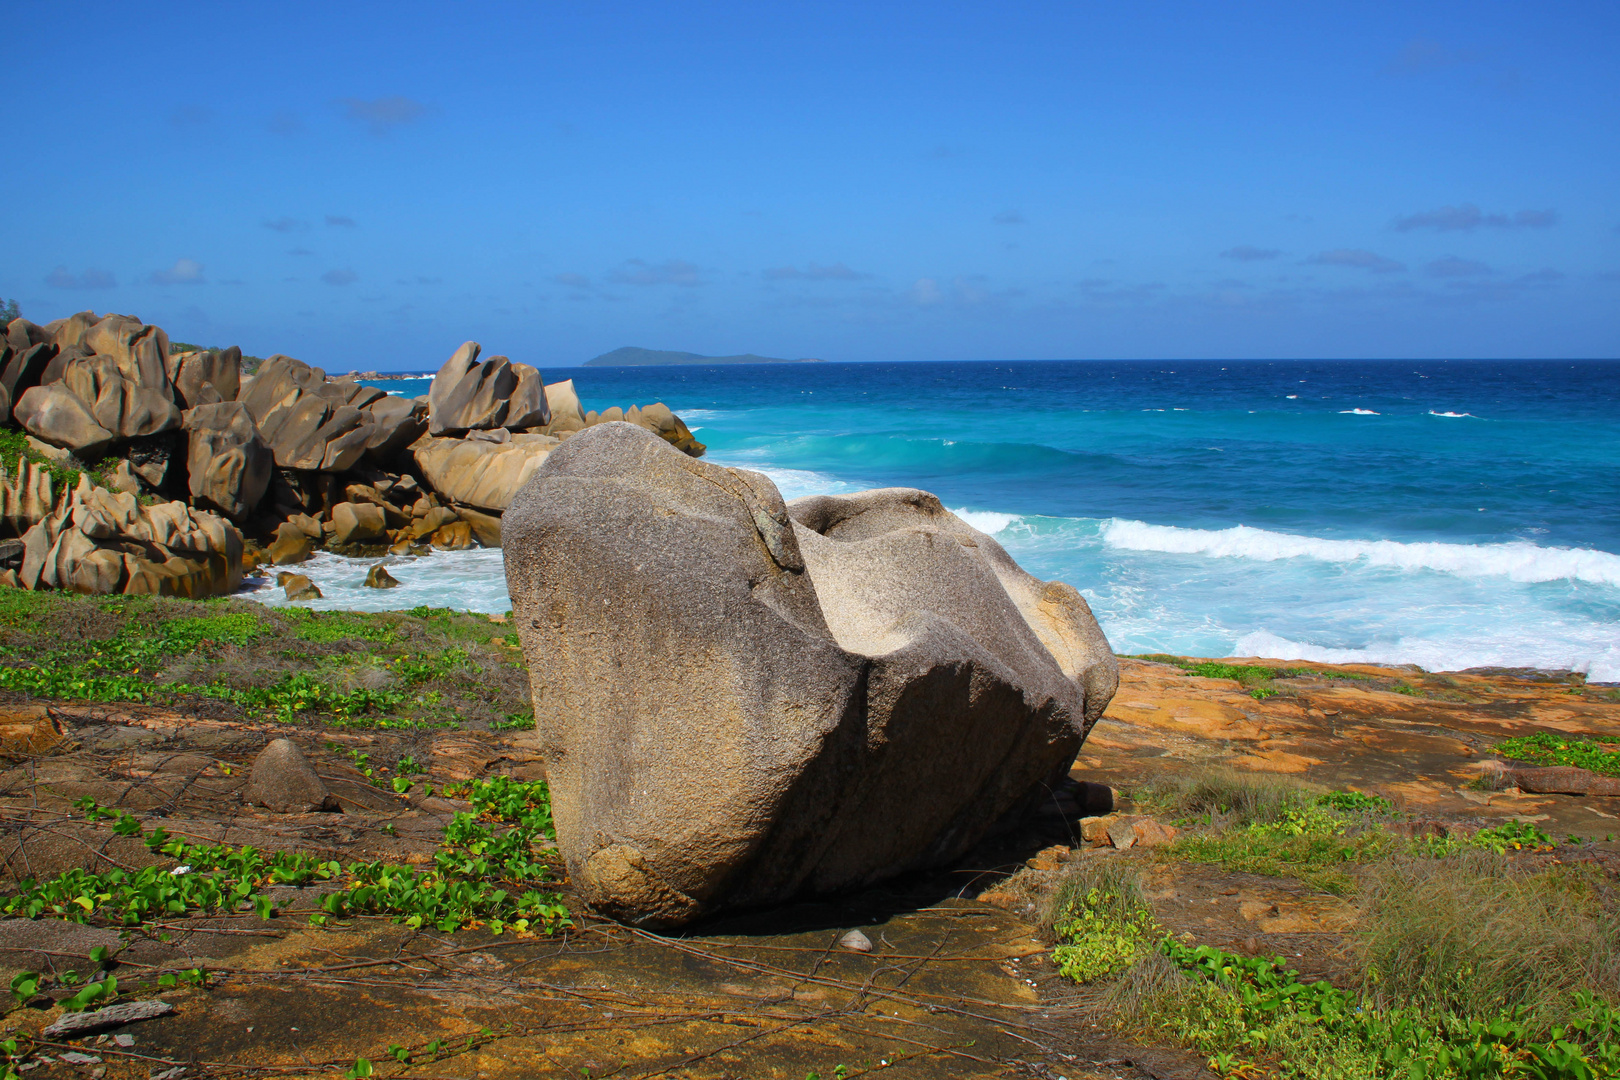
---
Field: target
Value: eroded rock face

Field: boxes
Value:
[503,423,1118,928]
[184,402,272,521]
[167,346,241,408]
[428,342,550,435]
[241,356,373,472]
[411,432,559,511]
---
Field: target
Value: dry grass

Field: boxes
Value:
[1132,767,1321,828]
[1356,848,1620,1024]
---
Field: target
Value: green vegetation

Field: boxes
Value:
[170,340,266,374]
[1496,731,1620,777]
[1057,769,1619,1077]
[0,298,19,325]
[6,784,569,936]
[1129,655,1374,696]
[0,592,530,730]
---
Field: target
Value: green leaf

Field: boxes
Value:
[345,1058,374,1079]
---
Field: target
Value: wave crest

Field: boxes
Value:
[1100,519,1620,586]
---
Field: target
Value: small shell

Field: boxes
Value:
[838,929,873,953]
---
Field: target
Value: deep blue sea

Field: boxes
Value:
[251,360,1620,682]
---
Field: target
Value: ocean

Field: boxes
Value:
[247,359,1620,683]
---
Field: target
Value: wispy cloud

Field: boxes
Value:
[553,272,593,289]
[1221,245,1281,261]
[608,259,702,286]
[993,210,1025,225]
[1385,39,1477,76]
[46,266,116,289]
[321,269,358,286]
[150,258,205,285]
[1425,256,1493,278]
[326,215,358,228]
[263,217,306,233]
[1393,204,1557,231]
[762,262,871,281]
[289,248,315,257]
[337,96,430,135]
[1308,249,1406,273]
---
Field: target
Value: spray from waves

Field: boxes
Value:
[1100,519,1620,587]
[951,509,1018,534]
[1428,410,1478,418]
[1339,408,1380,415]
[1233,629,1620,685]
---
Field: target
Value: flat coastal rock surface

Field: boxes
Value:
[2,658,1616,1077]
[0,700,1193,1080]
[1082,657,1620,839]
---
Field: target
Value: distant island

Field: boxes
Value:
[584,347,826,367]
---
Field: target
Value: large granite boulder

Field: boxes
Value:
[0,457,55,538]
[0,341,59,419]
[411,432,559,511]
[167,346,241,408]
[362,393,429,461]
[428,342,550,435]
[184,402,272,520]
[502,423,1118,927]
[62,354,182,439]
[240,356,372,472]
[13,383,117,457]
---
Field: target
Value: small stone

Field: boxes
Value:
[282,574,322,602]
[363,564,400,589]
[1132,818,1178,848]
[113,1035,134,1048]
[838,929,873,952]
[1107,821,1138,850]
[244,737,339,813]
[1081,814,1120,846]
[266,521,316,565]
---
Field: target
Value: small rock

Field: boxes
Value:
[266,521,316,565]
[113,1034,134,1048]
[1132,818,1178,848]
[244,737,339,813]
[1081,814,1120,846]
[1025,844,1072,871]
[838,929,873,953]
[57,1052,102,1065]
[282,574,322,602]
[1106,821,1138,850]
[363,564,400,589]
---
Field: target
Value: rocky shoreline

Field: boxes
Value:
[0,313,704,600]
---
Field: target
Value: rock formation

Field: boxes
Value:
[503,423,1118,927]
[0,313,707,594]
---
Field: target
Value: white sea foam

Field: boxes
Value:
[951,509,1017,535]
[1339,408,1379,415]
[244,548,512,614]
[1099,519,1620,586]
[1428,410,1476,418]
[1233,629,1620,685]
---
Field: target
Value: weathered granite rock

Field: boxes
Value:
[18,478,244,597]
[455,505,502,548]
[62,354,182,439]
[240,355,373,472]
[0,341,59,417]
[184,402,272,520]
[82,314,170,390]
[363,564,400,589]
[502,423,1118,927]
[0,457,55,539]
[167,345,241,408]
[13,383,117,457]
[332,501,386,545]
[267,521,316,565]
[431,520,472,550]
[281,574,322,602]
[362,393,429,460]
[411,432,559,511]
[427,343,550,435]
[543,379,585,427]
[245,738,338,812]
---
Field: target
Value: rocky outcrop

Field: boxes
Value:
[0,457,56,538]
[411,432,559,512]
[502,423,1118,928]
[1,313,705,590]
[18,477,244,597]
[240,355,373,472]
[184,402,272,521]
[168,346,241,408]
[428,342,550,435]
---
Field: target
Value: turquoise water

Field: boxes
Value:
[253,360,1620,681]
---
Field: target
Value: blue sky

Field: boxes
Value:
[4,2,1616,368]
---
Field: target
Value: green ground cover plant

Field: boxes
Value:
[4,782,569,936]
[1495,732,1620,777]
[1127,655,1373,699]
[0,593,530,730]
